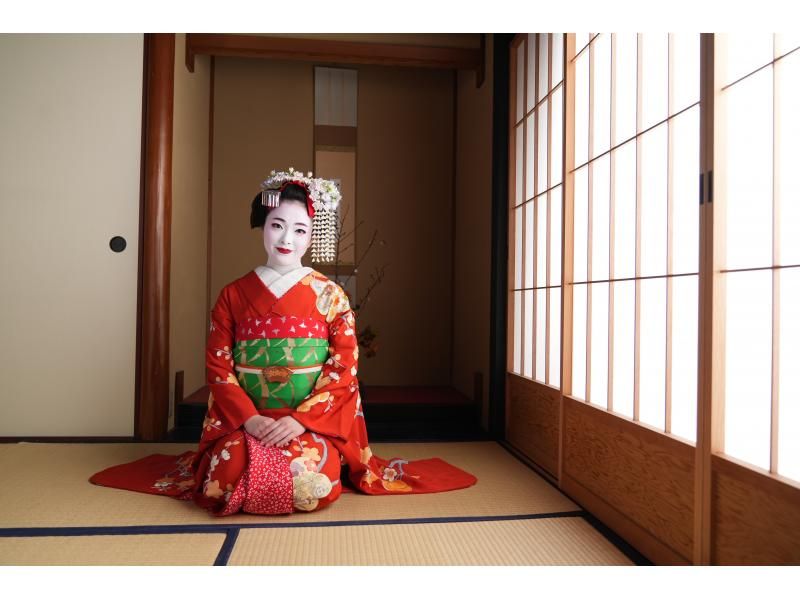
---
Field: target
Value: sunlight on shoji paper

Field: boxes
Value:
[671,275,698,443]
[613,140,636,280]
[591,154,610,281]
[514,205,523,288]
[552,34,564,88]
[537,196,547,288]
[551,187,562,284]
[526,115,535,201]
[671,106,700,275]
[572,284,587,400]
[536,288,547,381]
[527,33,537,114]
[614,33,637,146]
[778,269,800,482]
[777,50,800,266]
[639,277,666,430]
[672,33,700,112]
[612,280,635,419]
[640,34,668,132]
[539,33,549,104]
[721,33,773,87]
[516,40,525,123]
[515,124,523,206]
[537,99,549,195]
[724,270,772,472]
[723,67,773,270]
[592,33,611,158]
[640,123,668,278]
[550,287,562,387]
[573,166,588,282]
[524,201,534,288]
[575,33,590,56]
[513,290,522,374]
[523,289,534,379]
[776,34,800,56]
[590,282,610,408]
[551,86,563,186]
[574,49,589,167]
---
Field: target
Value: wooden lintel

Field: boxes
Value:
[186,33,482,71]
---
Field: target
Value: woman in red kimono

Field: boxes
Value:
[90,169,477,516]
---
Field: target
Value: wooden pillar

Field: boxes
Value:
[137,33,174,441]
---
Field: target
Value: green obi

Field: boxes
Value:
[233,337,329,409]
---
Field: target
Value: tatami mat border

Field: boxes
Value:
[0,511,650,566]
[0,511,587,566]
[0,510,586,538]
[215,529,240,566]
[0,439,651,565]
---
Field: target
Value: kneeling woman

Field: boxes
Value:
[90,168,476,516]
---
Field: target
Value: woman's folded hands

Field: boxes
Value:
[244,414,306,447]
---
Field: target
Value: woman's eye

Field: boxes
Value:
[295,229,306,235]
[271,223,282,229]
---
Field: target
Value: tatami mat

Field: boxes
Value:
[0,441,579,528]
[228,517,634,565]
[0,533,225,565]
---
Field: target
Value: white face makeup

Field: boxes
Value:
[262,199,313,270]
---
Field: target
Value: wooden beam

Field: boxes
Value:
[186,33,482,70]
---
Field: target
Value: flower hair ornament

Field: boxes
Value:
[260,167,342,263]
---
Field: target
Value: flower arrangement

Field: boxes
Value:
[327,200,388,360]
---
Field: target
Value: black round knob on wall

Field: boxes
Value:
[109,236,127,253]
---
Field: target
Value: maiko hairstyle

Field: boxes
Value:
[249,182,309,229]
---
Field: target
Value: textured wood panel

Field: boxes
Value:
[562,397,694,561]
[506,373,559,476]
[712,454,800,564]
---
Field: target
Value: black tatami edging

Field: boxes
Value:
[0,509,651,567]
[580,511,652,566]
[0,511,587,538]
[0,439,648,565]
[214,528,240,566]
[0,511,590,567]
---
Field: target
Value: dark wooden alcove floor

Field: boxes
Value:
[169,384,490,442]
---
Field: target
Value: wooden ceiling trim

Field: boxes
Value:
[185,33,482,72]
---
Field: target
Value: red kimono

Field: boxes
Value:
[90,267,477,516]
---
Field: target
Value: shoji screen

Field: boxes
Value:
[716,34,800,481]
[569,34,700,443]
[509,33,565,387]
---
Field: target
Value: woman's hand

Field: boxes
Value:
[244,414,276,440]
[259,416,306,447]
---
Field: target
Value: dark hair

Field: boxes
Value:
[250,183,309,229]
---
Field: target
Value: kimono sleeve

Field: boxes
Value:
[292,288,359,441]
[204,286,259,438]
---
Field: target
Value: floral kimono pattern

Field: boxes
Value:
[90,267,477,516]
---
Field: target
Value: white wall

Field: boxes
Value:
[0,34,143,436]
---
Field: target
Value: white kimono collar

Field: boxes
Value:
[254,265,313,299]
